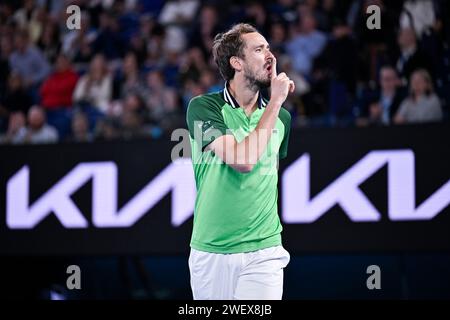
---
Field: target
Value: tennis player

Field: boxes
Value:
[186,23,294,300]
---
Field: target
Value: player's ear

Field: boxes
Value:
[230,56,242,72]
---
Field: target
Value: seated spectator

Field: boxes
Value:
[364,66,406,126]
[94,117,120,141]
[120,110,151,140]
[141,69,179,129]
[92,10,126,60]
[67,111,93,143]
[9,29,50,89]
[395,27,432,84]
[394,69,443,124]
[0,35,13,98]
[199,68,222,94]
[40,54,78,110]
[188,4,223,60]
[122,92,147,117]
[40,54,79,139]
[286,12,327,77]
[1,111,27,144]
[36,21,61,64]
[268,21,288,56]
[73,53,112,114]
[0,72,33,131]
[15,105,59,144]
[62,11,97,64]
[113,52,143,100]
[178,47,208,86]
[243,1,271,39]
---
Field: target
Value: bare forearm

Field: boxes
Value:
[233,101,282,166]
[207,57,294,173]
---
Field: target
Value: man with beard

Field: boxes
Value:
[186,23,294,300]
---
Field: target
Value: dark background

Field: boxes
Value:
[1,124,449,299]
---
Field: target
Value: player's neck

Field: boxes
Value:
[228,78,259,116]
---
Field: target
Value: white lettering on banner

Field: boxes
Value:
[282,150,450,223]
[6,160,196,229]
[7,165,89,228]
[5,150,450,229]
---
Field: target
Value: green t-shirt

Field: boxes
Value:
[186,85,291,254]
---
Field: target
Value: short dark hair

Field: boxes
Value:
[212,23,258,81]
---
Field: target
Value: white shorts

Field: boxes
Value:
[188,245,290,300]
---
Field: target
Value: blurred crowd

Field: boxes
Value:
[0,0,449,144]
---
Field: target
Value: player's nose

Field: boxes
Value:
[266,51,275,63]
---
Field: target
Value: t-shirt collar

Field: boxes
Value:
[222,81,267,109]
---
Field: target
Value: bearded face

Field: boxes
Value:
[238,32,274,91]
[243,60,272,89]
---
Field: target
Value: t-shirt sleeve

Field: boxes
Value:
[186,95,229,150]
[278,108,291,159]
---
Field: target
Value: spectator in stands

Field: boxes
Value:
[367,66,406,125]
[268,0,297,24]
[40,54,78,110]
[62,11,97,63]
[11,0,35,30]
[277,55,309,119]
[394,69,443,124]
[94,117,120,141]
[0,72,33,131]
[73,53,112,114]
[1,0,448,144]
[37,21,61,64]
[40,54,79,138]
[113,52,143,100]
[286,12,327,77]
[0,35,12,98]
[244,2,271,37]
[92,10,126,60]
[395,27,432,84]
[189,4,222,60]
[179,47,208,87]
[9,29,50,90]
[68,111,93,143]
[312,20,357,124]
[12,0,44,43]
[120,110,150,140]
[199,68,222,94]
[128,33,147,67]
[16,105,59,144]
[268,21,288,55]
[182,77,206,112]
[1,111,27,144]
[122,92,147,116]
[142,69,179,126]
[144,22,166,69]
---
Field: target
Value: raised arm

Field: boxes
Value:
[206,59,294,173]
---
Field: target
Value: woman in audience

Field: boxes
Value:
[394,69,443,124]
[73,53,112,114]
